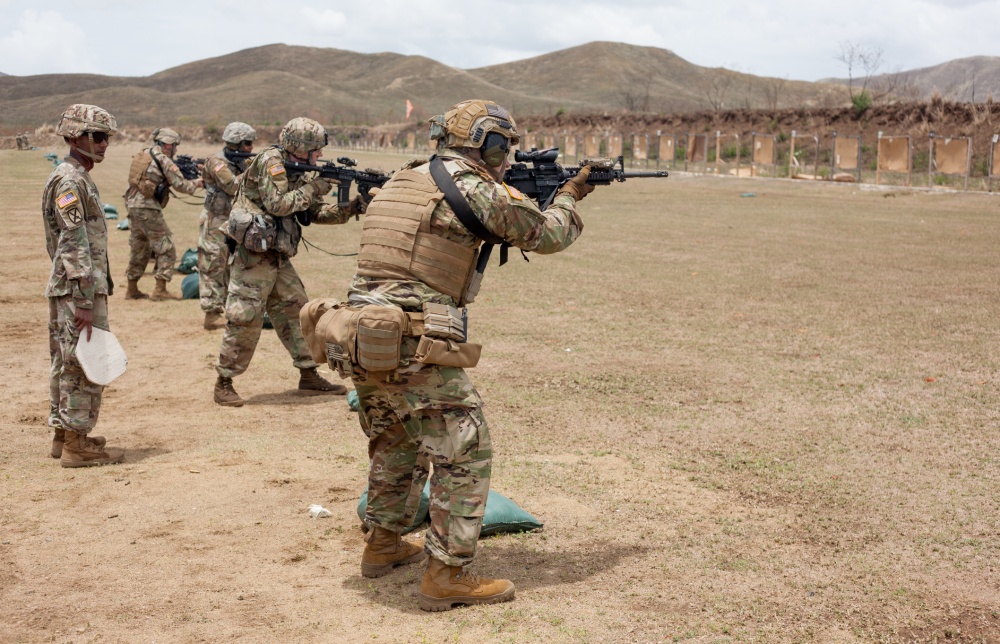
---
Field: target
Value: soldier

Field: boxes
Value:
[199,122,256,330]
[123,127,203,301]
[345,99,597,611]
[213,117,366,407]
[15,133,22,150]
[21,131,30,149]
[42,104,125,467]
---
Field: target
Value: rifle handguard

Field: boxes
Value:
[556,165,594,202]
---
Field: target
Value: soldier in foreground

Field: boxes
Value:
[213,117,366,406]
[41,104,125,467]
[123,128,203,301]
[199,122,256,330]
[345,99,597,610]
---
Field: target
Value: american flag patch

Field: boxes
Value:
[268,164,286,176]
[56,190,79,208]
[503,183,523,200]
[213,162,224,172]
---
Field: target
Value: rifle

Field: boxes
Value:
[503,148,668,209]
[283,156,390,210]
[174,154,203,180]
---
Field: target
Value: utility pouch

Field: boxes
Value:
[413,335,481,369]
[355,305,409,372]
[227,207,253,246]
[244,214,277,252]
[421,302,467,342]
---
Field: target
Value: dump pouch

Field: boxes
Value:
[413,335,481,369]
[244,214,277,252]
[355,305,408,372]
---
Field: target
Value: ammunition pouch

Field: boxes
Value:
[306,303,409,376]
[413,336,481,369]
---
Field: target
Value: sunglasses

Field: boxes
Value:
[241,140,254,146]
[91,132,111,144]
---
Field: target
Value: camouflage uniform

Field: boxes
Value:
[215,146,357,379]
[123,145,200,283]
[198,151,243,314]
[42,155,112,434]
[349,148,584,567]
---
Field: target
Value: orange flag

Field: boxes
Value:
[405,99,414,121]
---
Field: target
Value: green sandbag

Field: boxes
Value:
[262,312,273,329]
[116,219,129,230]
[181,273,199,299]
[176,248,198,274]
[347,389,359,411]
[356,483,542,536]
[102,204,118,219]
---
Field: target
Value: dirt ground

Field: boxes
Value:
[2,142,1000,643]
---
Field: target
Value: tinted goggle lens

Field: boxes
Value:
[92,132,110,144]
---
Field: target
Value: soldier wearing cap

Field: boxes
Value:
[123,127,203,301]
[212,117,367,407]
[345,99,598,610]
[41,104,126,467]
[199,122,257,331]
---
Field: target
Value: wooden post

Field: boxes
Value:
[991,135,998,192]
[876,132,882,186]
[928,132,935,188]
[734,134,741,178]
[715,130,722,175]
[964,136,972,191]
[830,131,837,182]
[788,130,797,178]
[813,135,820,179]
[906,136,912,187]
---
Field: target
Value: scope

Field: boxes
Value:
[513,147,560,164]
[337,156,357,167]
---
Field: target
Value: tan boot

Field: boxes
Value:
[214,376,244,407]
[150,278,181,301]
[125,278,148,300]
[50,427,105,459]
[417,557,515,612]
[203,311,226,330]
[60,430,124,468]
[298,367,347,394]
[361,526,427,578]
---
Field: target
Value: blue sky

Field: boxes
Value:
[0,0,996,81]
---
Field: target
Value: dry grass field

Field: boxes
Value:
[1,141,999,643]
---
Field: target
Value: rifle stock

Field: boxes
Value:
[503,147,668,209]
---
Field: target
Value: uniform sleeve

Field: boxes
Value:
[209,160,240,196]
[257,156,316,217]
[52,178,96,309]
[470,180,583,255]
[156,150,200,195]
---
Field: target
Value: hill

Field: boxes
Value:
[0,42,844,131]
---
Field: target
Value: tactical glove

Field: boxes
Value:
[556,165,595,202]
[305,177,333,198]
[347,194,368,216]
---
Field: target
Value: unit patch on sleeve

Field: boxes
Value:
[60,207,83,227]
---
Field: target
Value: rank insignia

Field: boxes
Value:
[502,183,524,200]
[57,190,79,209]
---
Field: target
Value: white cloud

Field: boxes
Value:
[300,7,347,33]
[0,9,99,75]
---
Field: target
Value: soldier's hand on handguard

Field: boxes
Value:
[304,177,333,198]
[556,165,595,202]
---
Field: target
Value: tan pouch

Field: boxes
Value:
[413,335,481,368]
[355,305,409,372]
[306,301,356,377]
[127,150,158,198]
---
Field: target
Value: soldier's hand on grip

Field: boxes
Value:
[348,194,368,216]
[557,165,595,202]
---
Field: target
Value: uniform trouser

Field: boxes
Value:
[48,295,108,435]
[215,247,318,379]
[126,206,175,281]
[355,348,492,567]
[198,209,230,314]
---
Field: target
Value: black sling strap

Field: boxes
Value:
[428,155,509,268]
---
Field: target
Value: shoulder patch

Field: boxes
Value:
[502,183,524,200]
[56,190,79,209]
[268,163,286,176]
[60,206,83,227]
[213,161,225,172]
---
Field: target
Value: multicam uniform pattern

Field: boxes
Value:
[198,151,244,314]
[216,147,357,379]
[348,149,584,566]
[42,156,112,434]
[123,145,200,282]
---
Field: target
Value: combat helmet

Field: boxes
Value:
[429,99,519,167]
[153,127,181,146]
[222,121,257,146]
[279,117,328,157]
[56,104,118,139]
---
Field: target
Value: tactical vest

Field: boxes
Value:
[127,148,159,199]
[356,166,479,303]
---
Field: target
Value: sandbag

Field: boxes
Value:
[181,273,199,300]
[176,248,198,274]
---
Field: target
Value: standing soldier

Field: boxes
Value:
[344,99,597,610]
[213,117,366,407]
[42,104,125,467]
[123,128,203,301]
[199,122,256,330]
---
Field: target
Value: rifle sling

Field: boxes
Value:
[429,156,509,268]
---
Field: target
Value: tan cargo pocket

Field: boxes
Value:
[413,335,481,368]
[225,282,261,325]
[355,305,409,372]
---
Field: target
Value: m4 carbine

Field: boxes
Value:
[283,156,390,210]
[503,148,668,209]
[174,154,203,181]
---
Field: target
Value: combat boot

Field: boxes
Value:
[203,311,226,330]
[60,430,124,468]
[361,526,427,578]
[298,367,347,394]
[150,278,181,301]
[417,557,515,611]
[50,426,105,459]
[125,278,148,300]
[214,376,244,407]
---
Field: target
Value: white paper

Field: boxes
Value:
[76,327,127,385]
